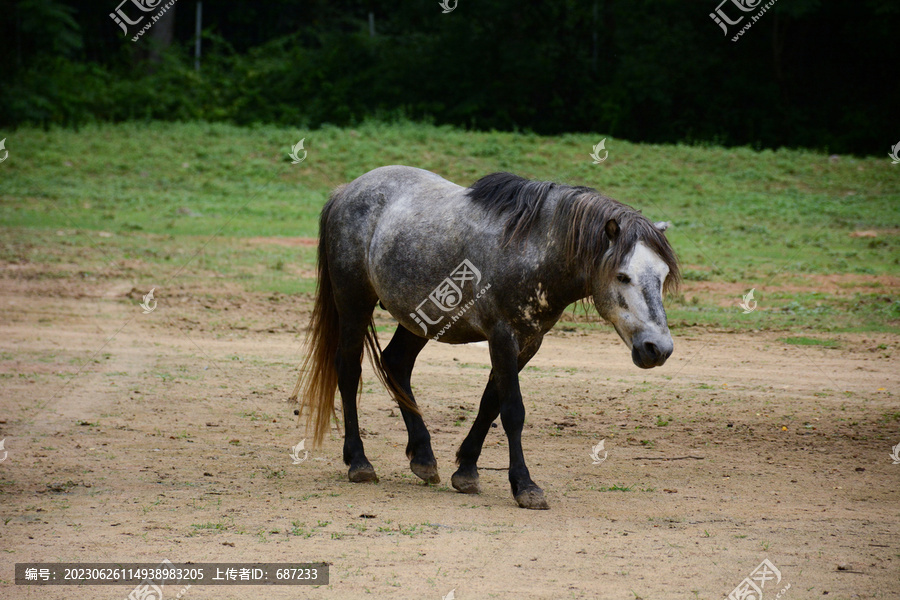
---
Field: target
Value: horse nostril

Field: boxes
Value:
[644,341,659,360]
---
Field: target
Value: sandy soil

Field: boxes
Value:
[0,275,898,600]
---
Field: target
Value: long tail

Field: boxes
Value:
[291,189,418,446]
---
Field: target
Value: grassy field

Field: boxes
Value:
[1,120,898,331]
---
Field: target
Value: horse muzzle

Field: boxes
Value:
[631,333,673,369]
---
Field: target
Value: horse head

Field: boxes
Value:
[592,219,676,369]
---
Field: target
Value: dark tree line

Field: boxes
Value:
[1,0,896,154]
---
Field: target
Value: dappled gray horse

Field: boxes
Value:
[292,166,679,509]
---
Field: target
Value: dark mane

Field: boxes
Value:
[466,172,680,294]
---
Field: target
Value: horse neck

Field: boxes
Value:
[524,220,593,309]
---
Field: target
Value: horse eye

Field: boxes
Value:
[617,273,631,284]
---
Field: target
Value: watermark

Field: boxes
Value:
[709,0,780,42]
[442,590,456,600]
[439,0,457,14]
[125,559,190,600]
[290,440,309,465]
[890,443,900,465]
[590,440,608,465]
[16,562,327,586]
[410,259,491,341]
[590,139,608,164]
[0,138,8,163]
[110,0,180,42]
[739,288,757,314]
[889,142,900,165]
[726,558,789,600]
[431,284,492,342]
[140,288,157,314]
[0,439,7,463]
[289,139,307,164]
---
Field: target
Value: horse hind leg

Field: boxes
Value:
[381,326,438,484]
[337,315,379,483]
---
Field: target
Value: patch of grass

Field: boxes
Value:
[879,412,900,423]
[1,121,897,330]
[595,484,635,492]
[290,521,311,538]
[238,410,275,422]
[192,521,228,531]
[780,336,841,348]
[264,468,286,479]
[374,522,442,537]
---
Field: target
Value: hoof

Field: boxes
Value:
[410,462,440,484]
[451,471,481,494]
[348,464,378,483]
[515,487,549,510]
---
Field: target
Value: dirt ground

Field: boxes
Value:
[1,274,898,600]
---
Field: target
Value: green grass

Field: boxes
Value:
[593,484,638,492]
[780,336,841,348]
[1,120,898,331]
[191,521,228,531]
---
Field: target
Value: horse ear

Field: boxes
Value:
[654,221,671,232]
[605,219,619,242]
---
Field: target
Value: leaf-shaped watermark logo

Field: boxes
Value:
[289,138,307,164]
[442,589,456,600]
[890,443,900,465]
[732,0,763,10]
[439,0,457,13]
[889,141,900,165]
[290,439,309,464]
[739,288,757,313]
[0,438,7,463]
[130,0,163,10]
[140,288,157,314]
[590,439,608,465]
[590,139,609,164]
[0,138,8,164]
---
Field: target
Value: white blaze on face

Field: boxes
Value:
[601,241,670,349]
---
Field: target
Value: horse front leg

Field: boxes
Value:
[452,336,543,498]
[452,376,500,494]
[488,328,549,509]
